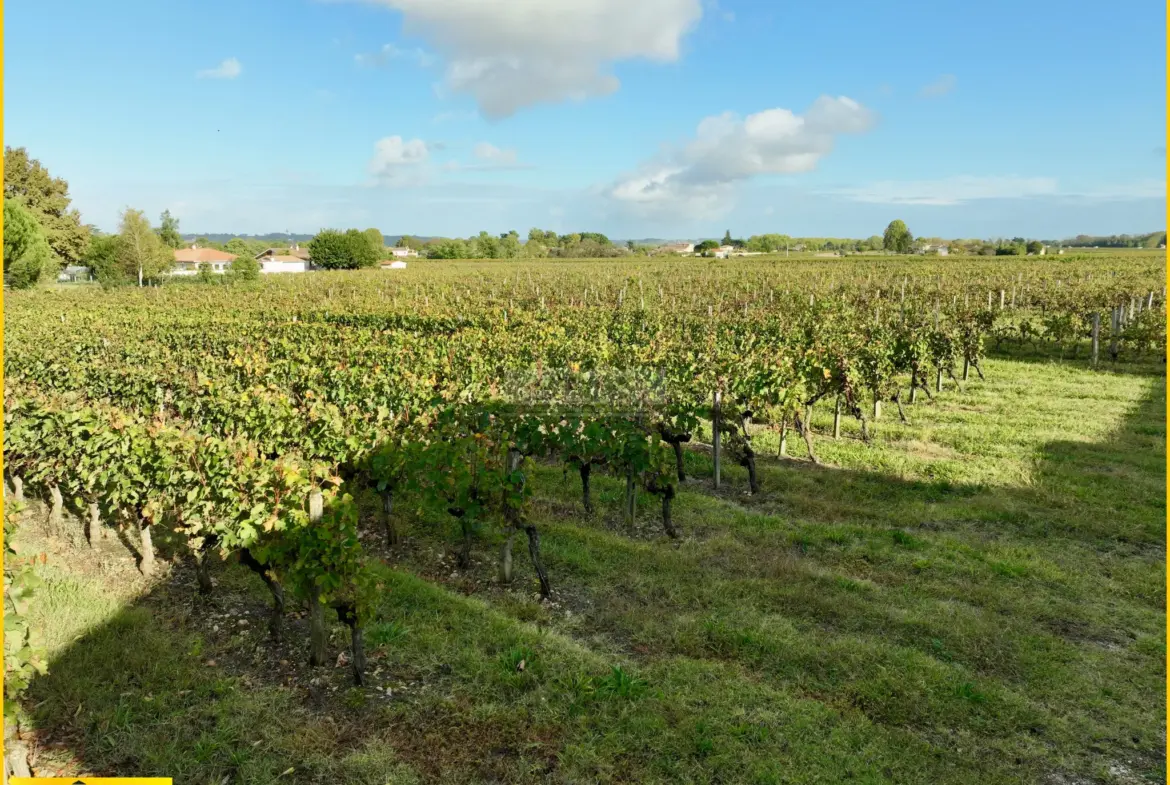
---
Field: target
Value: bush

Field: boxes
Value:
[229,255,261,281]
[309,229,380,270]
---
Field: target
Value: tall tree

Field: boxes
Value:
[882,220,913,254]
[3,199,54,289]
[157,210,183,249]
[722,229,732,246]
[117,208,174,286]
[364,228,384,256]
[84,233,126,286]
[3,147,90,267]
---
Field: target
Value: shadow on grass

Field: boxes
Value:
[12,359,1167,784]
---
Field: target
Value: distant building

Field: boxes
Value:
[656,242,696,255]
[57,265,91,283]
[918,243,949,256]
[256,244,311,262]
[389,247,419,258]
[173,246,237,275]
[260,256,307,274]
[381,260,408,270]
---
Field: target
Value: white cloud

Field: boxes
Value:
[919,74,956,98]
[473,142,517,165]
[368,136,431,184]
[832,176,1166,206]
[197,57,242,80]
[350,0,703,118]
[355,43,436,68]
[608,95,876,217]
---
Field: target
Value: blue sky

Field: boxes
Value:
[6,0,1166,240]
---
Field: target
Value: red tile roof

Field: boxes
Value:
[174,248,238,263]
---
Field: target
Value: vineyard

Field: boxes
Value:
[4,251,1167,783]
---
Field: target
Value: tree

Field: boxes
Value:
[3,146,90,267]
[3,199,53,289]
[882,220,913,254]
[117,209,175,286]
[1025,240,1044,255]
[229,255,261,281]
[157,210,183,249]
[224,238,249,257]
[472,231,500,259]
[364,228,384,257]
[696,239,720,253]
[308,229,379,269]
[84,233,126,286]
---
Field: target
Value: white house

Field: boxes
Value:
[380,260,408,270]
[173,246,237,275]
[389,247,419,258]
[656,242,696,255]
[260,255,307,274]
[918,243,949,256]
[58,265,91,282]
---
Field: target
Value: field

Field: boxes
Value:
[3,253,1166,784]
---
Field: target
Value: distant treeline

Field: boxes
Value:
[1049,232,1165,248]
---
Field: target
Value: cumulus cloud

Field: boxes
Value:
[355,43,436,68]
[443,141,533,171]
[368,136,431,184]
[919,74,956,98]
[197,57,242,79]
[607,95,876,217]
[350,0,702,118]
[832,176,1166,206]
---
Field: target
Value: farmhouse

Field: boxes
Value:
[656,242,696,255]
[389,247,419,259]
[918,243,950,256]
[381,260,408,270]
[57,265,91,282]
[256,244,311,262]
[260,255,308,274]
[173,246,237,275]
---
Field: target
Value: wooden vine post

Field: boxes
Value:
[1091,312,1100,368]
[307,489,328,668]
[833,397,842,439]
[712,390,722,489]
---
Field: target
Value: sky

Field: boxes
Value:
[5,0,1166,240]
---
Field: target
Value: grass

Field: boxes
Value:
[14,351,1166,784]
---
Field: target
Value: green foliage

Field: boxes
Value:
[883,220,914,254]
[117,208,175,284]
[695,239,720,253]
[3,146,90,267]
[3,198,54,289]
[363,228,384,257]
[157,210,183,249]
[1025,240,1044,255]
[229,254,261,281]
[4,501,48,720]
[308,229,379,270]
[84,233,127,286]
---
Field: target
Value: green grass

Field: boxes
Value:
[17,353,1166,784]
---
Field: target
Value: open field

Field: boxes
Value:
[4,254,1166,784]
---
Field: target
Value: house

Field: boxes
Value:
[173,246,237,275]
[389,247,419,259]
[256,244,311,262]
[656,242,696,255]
[381,260,408,270]
[57,265,91,283]
[260,256,307,274]
[918,243,950,256]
